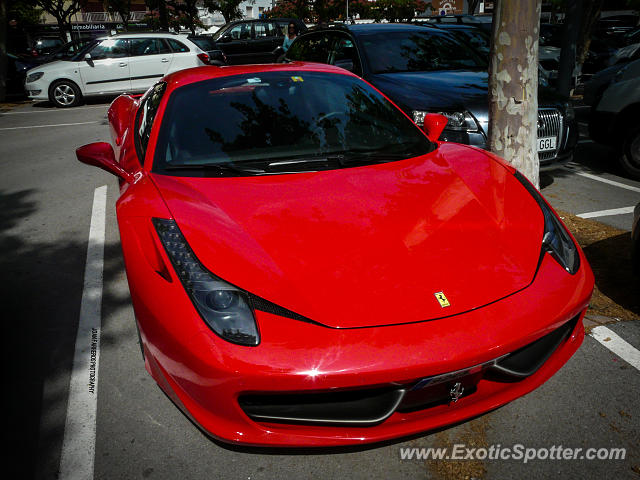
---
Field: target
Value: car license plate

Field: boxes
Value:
[538,136,557,152]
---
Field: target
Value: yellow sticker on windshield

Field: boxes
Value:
[291,76,304,82]
[434,292,450,308]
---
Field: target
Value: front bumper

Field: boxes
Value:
[121,219,593,447]
[439,110,577,171]
[24,78,49,101]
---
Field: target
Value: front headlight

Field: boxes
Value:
[412,110,478,132]
[514,172,580,274]
[153,218,260,346]
[26,72,44,83]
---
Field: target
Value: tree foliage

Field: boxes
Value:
[34,0,88,40]
[265,0,427,23]
[8,0,43,28]
[104,0,132,30]
[203,0,244,24]
[167,0,203,35]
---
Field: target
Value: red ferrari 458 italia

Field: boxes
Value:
[77,62,594,447]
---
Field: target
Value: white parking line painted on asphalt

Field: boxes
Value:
[564,168,640,193]
[0,121,99,131]
[59,185,107,480]
[0,106,108,114]
[577,206,636,219]
[590,326,640,371]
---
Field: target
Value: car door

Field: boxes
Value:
[78,39,131,95]
[128,38,174,92]
[252,21,280,62]
[327,33,363,75]
[218,22,253,64]
[284,32,332,65]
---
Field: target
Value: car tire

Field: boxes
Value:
[620,128,640,180]
[49,79,82,108]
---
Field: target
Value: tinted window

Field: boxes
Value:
[254,22,275,38]
[329,34,361,74]
[189,36,216,51]
[136,82,167,161]
[130,38,171,56]
[286,33,331,63]
[167,39,190,52]
[153,71,432,173]
[361,31,486,73]
[90,39,129,60]
[228,23,252,40]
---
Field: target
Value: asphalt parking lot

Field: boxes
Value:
[1,100,638,480]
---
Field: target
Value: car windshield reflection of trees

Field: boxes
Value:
[364,33,487,74]
[157,72,431,175]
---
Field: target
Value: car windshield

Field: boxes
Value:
[360,31,487,74]
[71,40,99,61]
[453,29,490,56]
[211,24,233,41]
[153,71,433,175]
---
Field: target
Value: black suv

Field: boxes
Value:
[207,18,307,65]
[284,23,577,170]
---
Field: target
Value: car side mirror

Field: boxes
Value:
[76,142,134,183]
[221,34,232,43]
[84,52,93,65]
[421,114,448,142]
[334,59,354,72]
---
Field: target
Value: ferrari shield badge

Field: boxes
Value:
[434,291,450,308]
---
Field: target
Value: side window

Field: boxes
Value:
[329,34,362,75]
[89,39,129,60]
[229,23,251,40]
[167,39,190,53]
[129,38,172,56]
[254,22,274,38]
[271,22,283,37]
[136,82,167,163]
[285,33,331,64]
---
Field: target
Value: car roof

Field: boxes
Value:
[310,23,442,35]
[97,32,191,40]
[162,62,358,93]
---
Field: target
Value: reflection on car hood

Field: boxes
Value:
[152,144,543,328]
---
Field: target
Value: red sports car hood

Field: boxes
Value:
[151,143,543,328]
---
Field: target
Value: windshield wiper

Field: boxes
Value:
[164,162,265,176]
[266,155,348,172]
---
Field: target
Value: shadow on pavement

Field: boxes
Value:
[583,232,640,316]
[1,189,130,479]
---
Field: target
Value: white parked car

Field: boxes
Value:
[24,33,211,107]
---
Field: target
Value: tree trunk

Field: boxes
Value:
[0,0,6,103]
[158,0,169,31]
[577,0,603,67]
[120,13,130,31]
[488,0,542,188]
[557,0,582,98]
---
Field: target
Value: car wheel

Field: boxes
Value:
[620,128,640,180]
[49,80,82,108]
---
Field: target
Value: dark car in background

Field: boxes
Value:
[588,59,640,179]
[187,35,228,65]
[420,14,493,33]
[206,18,307,64]
[284,23,577,170]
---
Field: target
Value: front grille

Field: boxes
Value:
[537,108,563,162]
[239,387,406,426]
[239,317,578,426]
